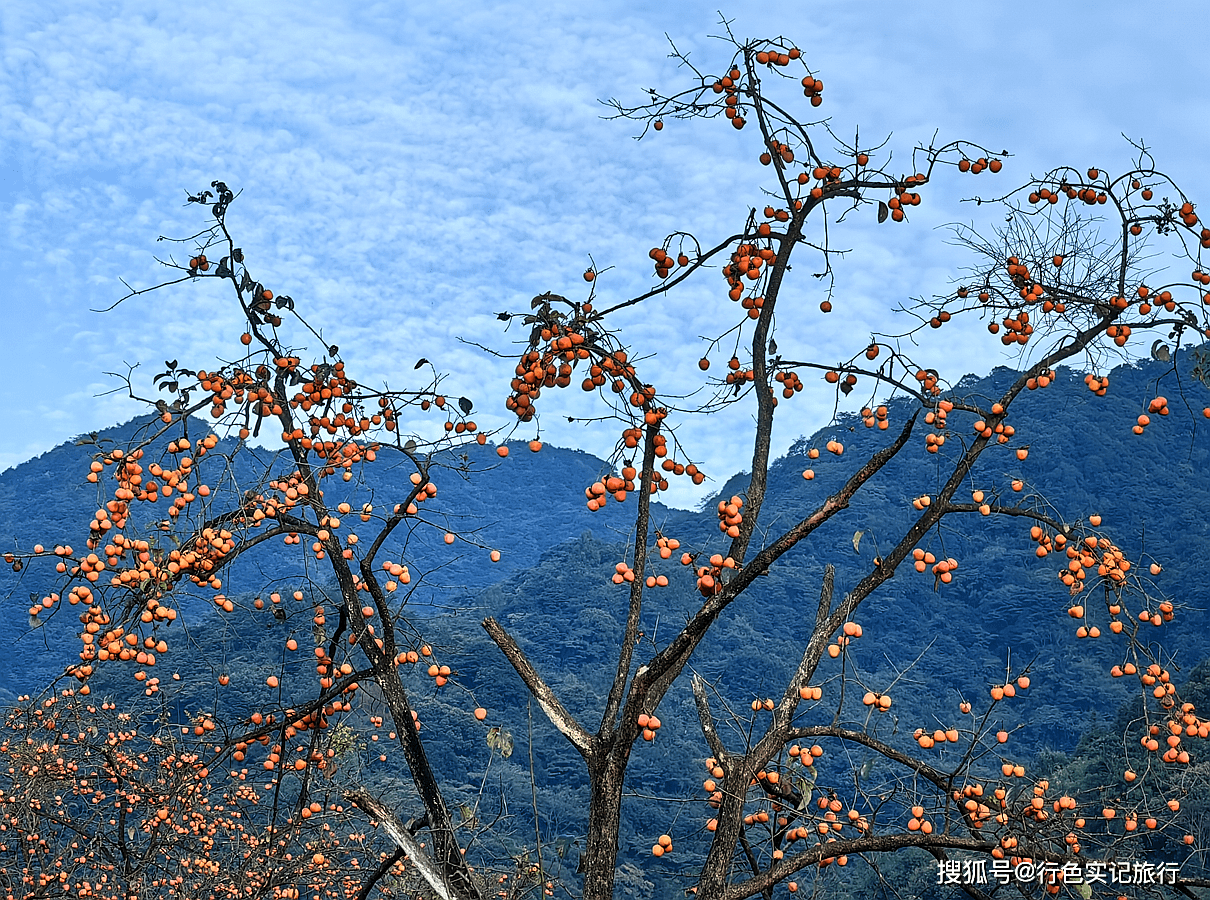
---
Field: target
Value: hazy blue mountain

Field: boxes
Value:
[2,351,1209,897]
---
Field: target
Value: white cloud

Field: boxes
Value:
[2,0,1207,511]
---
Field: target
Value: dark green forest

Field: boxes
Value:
[2,351,1209,898]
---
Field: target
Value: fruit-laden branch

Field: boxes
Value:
[601,419,661,732]
[691,568,833,766]
[722,185,806,571]
[722,833,996,900]
[636,410,920,702]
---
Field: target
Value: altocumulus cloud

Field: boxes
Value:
[1,0,1206,509]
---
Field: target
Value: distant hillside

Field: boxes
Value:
[0,416,672,695]
[3,352,1209,714]
[2,352,1209,897]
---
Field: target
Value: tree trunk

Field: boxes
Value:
[377,669,481,900]
[581,751,626,900]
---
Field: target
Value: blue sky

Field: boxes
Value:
[2,1,1207,509]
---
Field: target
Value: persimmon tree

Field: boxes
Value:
[6,26,1210,900]
[2,181,510,900]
